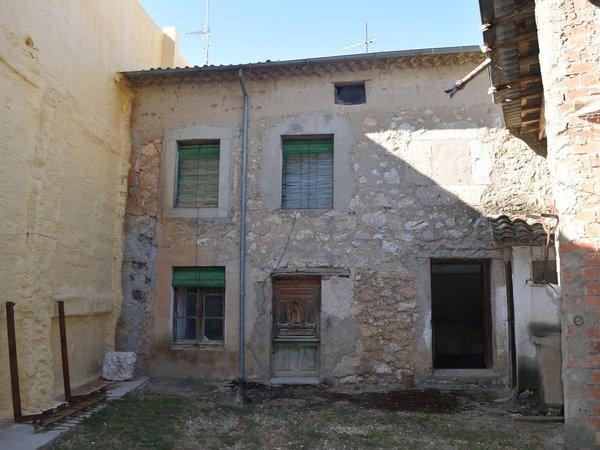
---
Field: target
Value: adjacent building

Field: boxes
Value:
[0,0,184,421]
[476,0,600,446]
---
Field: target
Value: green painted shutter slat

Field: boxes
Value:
[172,267,225,288]
[282,139,333,209]
[282,140,333,156]
[176,144,220,208]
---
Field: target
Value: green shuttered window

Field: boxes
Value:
[282,139,333,209]
[176,143,220,208]
[172,267,225,342]
[172,267,225,288]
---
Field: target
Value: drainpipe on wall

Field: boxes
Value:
[237,68,249,381]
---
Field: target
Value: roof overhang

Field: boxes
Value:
[490,215,554,247]
[479,0,546,156]
[120,46,483,86]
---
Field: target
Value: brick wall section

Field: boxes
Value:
[535,0,600,447]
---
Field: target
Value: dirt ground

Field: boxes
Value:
[46,378,563,449]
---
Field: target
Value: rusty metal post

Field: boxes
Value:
[57,301,72,403]
[5,302,22,421]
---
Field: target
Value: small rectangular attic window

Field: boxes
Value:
[334,82,366,105]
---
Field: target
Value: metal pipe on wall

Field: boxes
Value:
[5,301,22,421]
[57,301,72,402]
[237,68,249,381]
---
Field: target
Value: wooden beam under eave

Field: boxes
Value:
[518,54,540,69]
[521,105,542,116]
[490,74,542,93]
[521,118,540,127]
[538,99,546,141]
[485,31,538,50]
[480,3,535,31]
[521,95,543,106]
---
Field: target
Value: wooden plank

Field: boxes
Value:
[490,74,542,93]
[518,55,540,69]
[36,395,106,427]
[521,106,542,116]
[481,3,535,31]
[486,31,538,50]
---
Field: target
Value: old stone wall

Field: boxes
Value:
[121,59,552,384]
[0,0,184,420]
[535,0,600,446]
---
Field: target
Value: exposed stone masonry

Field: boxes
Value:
[119,61,553,384]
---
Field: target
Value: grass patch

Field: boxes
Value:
[47,394,193,450]
[45,385,560,450]
[217,402,256,416]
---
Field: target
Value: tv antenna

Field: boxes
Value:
[187,0,211,65]
[343,22,377,53]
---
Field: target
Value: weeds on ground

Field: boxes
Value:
[46,387,560,450]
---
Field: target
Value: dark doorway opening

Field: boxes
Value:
[431,260,492,369]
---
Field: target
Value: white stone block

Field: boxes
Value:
[103,351,136,381]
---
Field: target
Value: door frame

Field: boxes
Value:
[270,275,322,378]
[430,258,493,369]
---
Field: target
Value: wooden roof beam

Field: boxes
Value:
[488,74,542,94]
[482,32,538,52]
[480,3,535,31]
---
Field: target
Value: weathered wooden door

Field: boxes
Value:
[272,276,320,377]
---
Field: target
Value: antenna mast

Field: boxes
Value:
[343,21,377,53]
[204,0,210,65]
[186,0,211,66]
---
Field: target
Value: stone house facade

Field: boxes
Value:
[118,47,556,385]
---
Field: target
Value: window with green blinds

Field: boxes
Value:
[172,266,225,288]
[172,267,225,342]
[282,139,333,209]
[176,143,220,208]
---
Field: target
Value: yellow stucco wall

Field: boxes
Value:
[0,0,184,420]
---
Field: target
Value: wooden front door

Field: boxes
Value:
[272,276,320,377]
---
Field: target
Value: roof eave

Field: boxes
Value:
[120,46,482,80]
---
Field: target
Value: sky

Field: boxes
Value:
[139,0,483,67]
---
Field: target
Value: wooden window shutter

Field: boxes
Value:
[282,139,333,209]
[176,143,220,208]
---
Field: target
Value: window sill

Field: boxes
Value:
[279,208,334,217]
[165,207,228,219]
[170,341,225,350]
[273,337,320,343]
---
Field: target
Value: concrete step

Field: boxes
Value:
[420,369,507,388]
[270,376,320,385]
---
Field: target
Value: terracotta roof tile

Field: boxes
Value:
[490,215,553,246]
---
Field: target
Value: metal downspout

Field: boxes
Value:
[237,68,249,381]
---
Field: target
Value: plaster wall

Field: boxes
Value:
[511,246,560,390]
[0,0,184,420]
[121,60,553,384]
